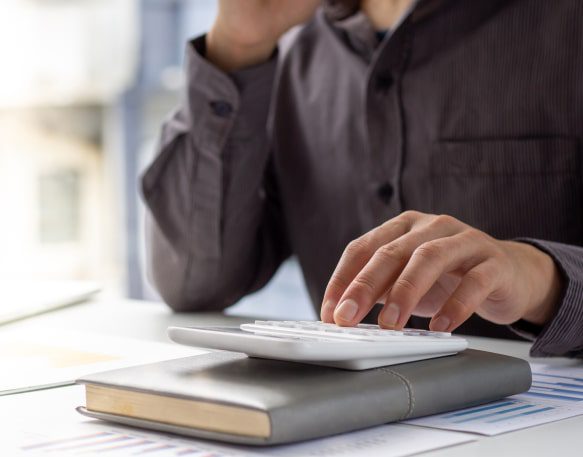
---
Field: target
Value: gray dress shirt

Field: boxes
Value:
[142,0,583,357]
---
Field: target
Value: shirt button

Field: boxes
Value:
[377,182,394,204]
[209,100,233,117]
[375,74,394,91]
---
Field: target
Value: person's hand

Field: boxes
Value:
[321,211,562,332]
[207,0,320,72]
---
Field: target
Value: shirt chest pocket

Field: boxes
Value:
[429,137,581,243]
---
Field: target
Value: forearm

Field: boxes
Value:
[142,36,284,311]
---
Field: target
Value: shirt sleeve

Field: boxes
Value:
[141,35,291,312]
[512,239,583,358]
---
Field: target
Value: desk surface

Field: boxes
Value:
[4,297,583,456]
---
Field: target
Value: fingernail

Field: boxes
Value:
[432,315,451,332]
[380,303,400,327]
[335,299,358,322]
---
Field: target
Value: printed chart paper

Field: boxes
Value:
[12,425,475,457]
[14,426,263,457]
[253,424,475,457]
[405,362,583,435]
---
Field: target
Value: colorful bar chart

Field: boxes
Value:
[405,363,583,435]
[525,371,583,402]
[443,401,553,424]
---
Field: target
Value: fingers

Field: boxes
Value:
[430,260,500,332]
[321,211,504,333]
[320,212,418,322]
[378,231,490,329]
[329,217,460,326]
[321,212,508,331]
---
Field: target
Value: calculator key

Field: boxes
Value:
[356,323,379,329]
[239,320,458,343]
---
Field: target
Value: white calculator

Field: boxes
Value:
[168,320,468,370]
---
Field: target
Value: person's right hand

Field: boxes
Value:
[207,0,320,72]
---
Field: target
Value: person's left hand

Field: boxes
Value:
[320,211,562,332]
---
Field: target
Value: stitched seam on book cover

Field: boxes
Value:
[379,368,415,419]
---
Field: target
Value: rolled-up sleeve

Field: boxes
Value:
[142,35,290,312]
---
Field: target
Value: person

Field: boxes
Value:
[142,0,583,357]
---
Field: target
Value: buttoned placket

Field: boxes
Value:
[363,20,413,226]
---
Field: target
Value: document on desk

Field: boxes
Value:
[2,386,476,457]
[0,280,100,326]
[405,362,583,435]
[0,328,202,395]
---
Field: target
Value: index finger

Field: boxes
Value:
[320,213,417,322]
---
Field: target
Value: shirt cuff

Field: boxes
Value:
[514,238,583,357]
[186,35,278,149]
[179,35,277,259]
[508,318,542,342]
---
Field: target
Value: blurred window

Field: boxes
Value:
[38,169,81,244]
[0,0,312,319]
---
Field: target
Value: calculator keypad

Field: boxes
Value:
[241,320,451,342]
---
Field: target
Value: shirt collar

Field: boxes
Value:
[329,0,423,58]
[333,10,378,58]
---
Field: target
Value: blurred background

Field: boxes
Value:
[0,0,314,320]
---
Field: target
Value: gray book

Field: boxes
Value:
[76,349,531,445]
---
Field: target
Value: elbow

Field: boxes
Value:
[151,271,194,313]
[160,292,204,314]
[144,214,244,313]
[148,256,230,313]
[144,214,220,312]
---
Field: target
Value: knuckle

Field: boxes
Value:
[462,228,485,243]
[414,241,444,263]
[375,243,409,265]
[345,237,372,259]
[431,214,457,229]
[466,269,492,290]
[351,275,378,296]
[327,273,351,292]
[400,210,421,225]
[449,294,473,315]
[393,276,418,298]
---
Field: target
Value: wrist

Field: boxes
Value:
[518,243,563,326]
[206,22,277,72]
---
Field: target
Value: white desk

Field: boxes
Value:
[3,298,583,456]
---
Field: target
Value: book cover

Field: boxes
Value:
[77,349,532,445]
